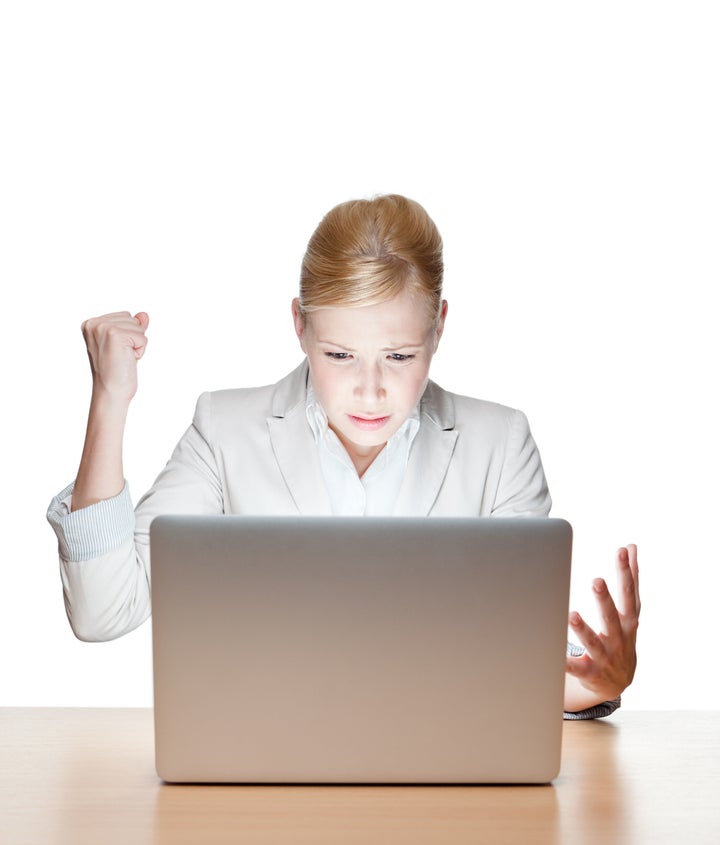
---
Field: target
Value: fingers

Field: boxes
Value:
[590,576,624,641]
[82,311,149,331]
[81,310,141,329]
[616,544,641,626]
[576,546,640,645]
[132,313,150,358]
[82,312,150,350]
[566,545,641,699]
[568,611,606,667]
[628,543,640,611]
[565,651,591,680]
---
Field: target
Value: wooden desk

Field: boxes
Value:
[1,709,718,844]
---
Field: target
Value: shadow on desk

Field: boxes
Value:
[150,721,630,844]
[153,780,560,844]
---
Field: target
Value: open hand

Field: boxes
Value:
[565,544,640,711]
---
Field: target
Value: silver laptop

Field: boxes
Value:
[150,515,572,784]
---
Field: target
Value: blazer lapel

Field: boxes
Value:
[393,380,459,516]
[267,361,332,516]
[265,366,457,517]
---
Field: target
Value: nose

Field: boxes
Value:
[353,361,386,406]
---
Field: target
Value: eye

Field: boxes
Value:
[325,352,351,360]
[388,353,414,362]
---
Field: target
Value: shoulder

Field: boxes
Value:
[192,361,308,433]
[421,379,530,434]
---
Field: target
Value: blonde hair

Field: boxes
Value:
[298,194,444,322]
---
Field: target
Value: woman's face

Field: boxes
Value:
[293,289,447,471]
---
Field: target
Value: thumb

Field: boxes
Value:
[134,311,150,331]
[132,311,150,360]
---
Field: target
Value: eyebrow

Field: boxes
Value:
[317,340,425,350]
[383,344,424,351]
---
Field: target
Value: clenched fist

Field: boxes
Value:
[81,311,150,403]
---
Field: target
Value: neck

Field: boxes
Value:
[330,425,386,477]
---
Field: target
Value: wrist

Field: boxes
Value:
[90,383,134,417]
[564,674,615,713]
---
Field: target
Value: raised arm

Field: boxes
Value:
[72,311,149,511]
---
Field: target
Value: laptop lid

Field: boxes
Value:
[150,516,572,783]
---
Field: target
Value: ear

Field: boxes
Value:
[291,298,307,351]
[433,300,448,351]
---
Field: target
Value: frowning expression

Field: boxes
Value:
[293,288,446,473]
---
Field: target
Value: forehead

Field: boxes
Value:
[306,290,434,345]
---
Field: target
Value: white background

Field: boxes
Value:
[2,1,718,708]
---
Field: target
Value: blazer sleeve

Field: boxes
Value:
[491,409,552,517]
[46,392,223,642]
[47,481,147,642]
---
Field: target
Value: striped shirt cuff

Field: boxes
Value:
[563,696,622,720]
[46,481,135,562]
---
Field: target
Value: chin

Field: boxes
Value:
[354,427,401,449]
[333,423,394,450]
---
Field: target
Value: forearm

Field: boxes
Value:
[72,389,130,511]
[70,310,149,511]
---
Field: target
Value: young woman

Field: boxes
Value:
[47,194,640,717]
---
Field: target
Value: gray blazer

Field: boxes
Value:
[48,360,551,643]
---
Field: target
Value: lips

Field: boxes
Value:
[347,414,391,431]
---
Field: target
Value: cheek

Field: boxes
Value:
[399,358,432,400]
[309,358,343,406]
[405,372,429,404]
